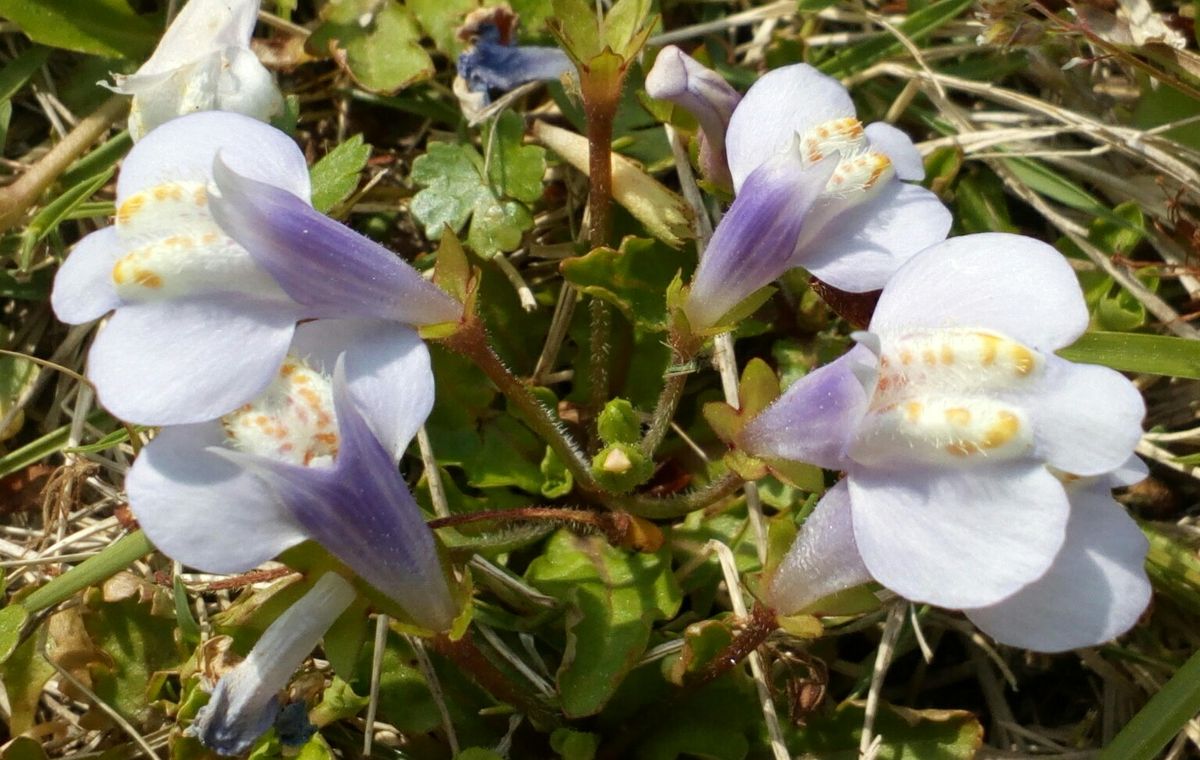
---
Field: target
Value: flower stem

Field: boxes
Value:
[430,630,560,729]
[438,318,601,496]
[610,469,744,519]
[582,70,618,433]
[687,603,779,688]
[0,95,128,235]
[639,327,702,456]
[429,506,663,551]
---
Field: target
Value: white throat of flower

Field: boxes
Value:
[799,117,894,201]
[110,180,284,302]
[221,356,339,468]
[849,328,1042,467]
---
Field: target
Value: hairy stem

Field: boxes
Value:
[0,96,128,235]
[688,603,780,688]
[431,630,560,729]
[639,328,702,456]
[438,319,601,495]
[611,469,745,519]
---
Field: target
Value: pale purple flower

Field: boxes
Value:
[645,46,741,188]
[192,572,355,755]
[125,320,458,631]
[51,111,461,425]
[740,233,1148,649]
[106,0,282,140]
[683,64,952,330]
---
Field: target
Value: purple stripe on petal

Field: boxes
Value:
[684,151,835,330]
[739,345,873,470]
[238,361,457,631]
[210,158,463,326]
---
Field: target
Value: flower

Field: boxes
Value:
[453,6,571,119]
[106,0,283,140]
[739,233,1147,646]
[682,64,952,330]
[51,111,461,425]
[192,572,356,756]
[645,46,741,189]
[126,321,458,632]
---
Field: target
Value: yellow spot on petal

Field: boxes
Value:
[922,349,937,365]
[983,411,1020,448]
[1010,345,1035,376]
[979,333,999,366]
[904,401,922,423]
[116,193,146,225]
[940,344,954,364]
[194,186,208,206]
[944,407,971,426]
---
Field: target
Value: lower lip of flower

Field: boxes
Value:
[849,328,1043,467]
[221,356,339,467]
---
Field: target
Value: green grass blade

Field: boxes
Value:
[817,0,973,77]
[1100,647,1200,760]
[1058,332,1200,379]
[20,530,154,613]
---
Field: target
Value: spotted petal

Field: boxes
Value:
[288,321,435,460]
[965,480,1150,652]
[864,123,924,181]
[725,64,855,192]
[210,159,463,326]
[849,461,1070,608]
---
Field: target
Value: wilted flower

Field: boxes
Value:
[126,321,458,632]
[107,0,283,140]
[192,572,355,755]
[454,6,571,118]
[645,46,741,189]
[683,64,951,330]
[739,233,1147,649]
[51,111,461,425]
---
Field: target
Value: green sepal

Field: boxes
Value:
[591,442,655,493]
[738,358,780,417]
[597,398,641,445]
[723,449,768,481]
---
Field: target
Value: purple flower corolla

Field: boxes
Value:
[126,321,458,631]
[683,64,952,330]
[645,47,741,189]
[456,18,572,102]
[739,233,1147,637]
[51,111,461,425]
[106,0,282,140]
[192,572,355,756]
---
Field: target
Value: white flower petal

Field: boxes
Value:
[88,295,297,425]
[51,228,123,323]
[965,481,1150,652]
[117,111,309,202]
[869,233,1089,351]
[864,122,924,181]
[215,47,283,123]
[768,480,874,615]
[1031,357,1145,476]
[725,64,855,192]
[137,0,260,77]
[796,181,952,293]
[289,321,435,460]
[849,462,1069,608]
[127,422,306,573]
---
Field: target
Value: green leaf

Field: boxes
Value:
[525,531,682,717]
[409,0,479,54]
[0,603,30,665]
[21,530,155,613]
[955,169,1016,234]
[540,447,574,499]
[1,638,54,736]
[551,728,600,760]
[792,702,983,759]
[410,142,535,258]
[1099,647,1200,760]
[17,167,114,270]
[310,0,434,93]
[309,135,372,213]
[1003,157,1106,214]
[0,0,158,58]
[818,0,973,76]
[0,47,52,103]
[1057,332,1200,379]
[1,737,49,760]
[488,112,548,205]
[562,237,693,331]
[455,750,505,760]
[0,352,36,440]
[83,585,186,719]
